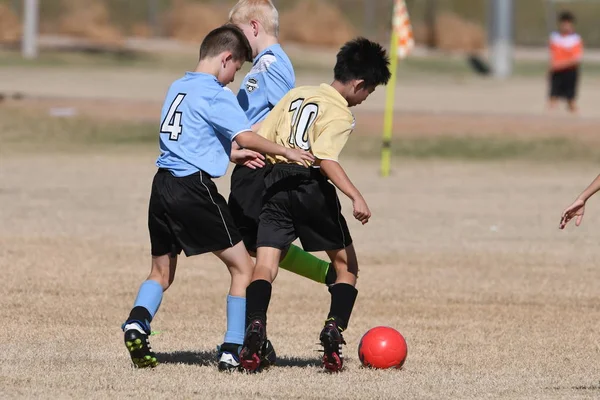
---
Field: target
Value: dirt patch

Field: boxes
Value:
[414,11,485,52]
[0,4,21,44]
[57,0,124,47]
[4,96,600,144]
[279,0,356,47]
[353,109,600,142]
[1,97,161,123]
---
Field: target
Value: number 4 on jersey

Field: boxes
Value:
[161,93,186,141]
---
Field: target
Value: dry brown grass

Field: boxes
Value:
[1,145,600,398]
[413,11,485,52]
[279,0,356,47]
[2,48,600,398]
[57,0,124,47]
[162,0,228,44]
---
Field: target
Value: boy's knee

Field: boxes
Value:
[149,273,172,291]
[149,256,176,291]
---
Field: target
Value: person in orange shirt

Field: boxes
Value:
[548,11,583,113]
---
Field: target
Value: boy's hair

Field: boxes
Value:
[199,24,252,62]
[334,38,391,87]
[558,10,575,23]
[229,0,279,38]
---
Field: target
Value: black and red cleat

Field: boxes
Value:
[319,320,346,372]
[240,319,266,372]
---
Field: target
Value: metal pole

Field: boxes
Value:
[489,0,513,78]
[22,0,39,59]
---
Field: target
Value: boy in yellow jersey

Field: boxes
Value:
[239,38,391,372]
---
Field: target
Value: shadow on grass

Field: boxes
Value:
[156,350,216,367]
[274,355,320,368]
[548,381,600,391]
[156,350,320,369]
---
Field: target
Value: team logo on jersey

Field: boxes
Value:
[246,78,259,93]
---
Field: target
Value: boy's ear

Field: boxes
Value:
[250,20,260,36]
[223,52,234,66]
[353,79,366,93]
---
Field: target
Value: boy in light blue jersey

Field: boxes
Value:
[121,24,313,372]
[228,0,336,286]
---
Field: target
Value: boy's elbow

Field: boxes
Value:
[234,131,253,148]
[319,159,340,174]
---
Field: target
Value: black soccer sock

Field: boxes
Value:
[324,263,338,286]
[327,283,358,331]
[245,279,272,326]
[127,306,152,331]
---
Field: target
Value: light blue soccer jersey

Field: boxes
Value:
[156,72,252,178]
[237,44,295,124]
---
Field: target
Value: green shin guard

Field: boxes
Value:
[279,244,330,284]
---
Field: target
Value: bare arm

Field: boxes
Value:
[230,121,266,168]
[232,121,263,152]
[319,159,371,224]
[234,131,314,166]
[559,174,600,229]
[575,174,600,202]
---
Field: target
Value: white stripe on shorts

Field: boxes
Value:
[199,171,233,247]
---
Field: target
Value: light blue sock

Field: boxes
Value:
[133,280,163,319]
[224,295,246,345]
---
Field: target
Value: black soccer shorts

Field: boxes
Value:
[148,168,242,257]
[228,164,269,253]
[256,163,353,252]
[550,67,579,100]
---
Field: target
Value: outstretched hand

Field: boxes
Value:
[230,149,266,170]
[284,148,315,167]
[559,199,586,229]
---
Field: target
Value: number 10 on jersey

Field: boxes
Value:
[288,98,318,150]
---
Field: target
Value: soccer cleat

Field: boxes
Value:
[217,343,241,372]
[260,339,277,369]
[123,323,158,368]
[319,320,346,372]
[239,319,266,372]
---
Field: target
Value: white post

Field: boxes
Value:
[22,0,39,59]
[489,0,513,78]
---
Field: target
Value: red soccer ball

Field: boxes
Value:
[358,326,407,369]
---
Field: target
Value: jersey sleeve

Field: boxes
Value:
[573,35,584,59]
[209,88,252,141]
[257,91,291,141]
[311,116,354,162]
[265,60,295,108]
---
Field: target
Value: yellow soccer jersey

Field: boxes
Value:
[258,84,355,164]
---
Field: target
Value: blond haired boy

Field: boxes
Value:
[228,0,335,286]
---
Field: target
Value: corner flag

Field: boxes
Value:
[381,0,414,177]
